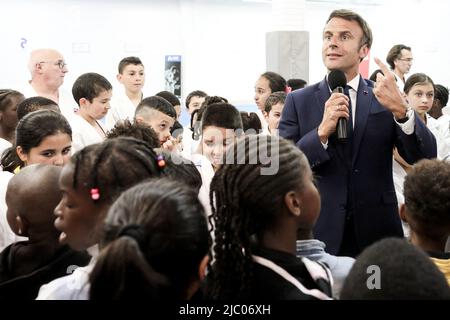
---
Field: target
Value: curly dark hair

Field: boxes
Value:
[106,119,159,149]
[404,159,450,238]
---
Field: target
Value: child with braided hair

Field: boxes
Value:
[205,135,332,300]
[36,137,173,299]
[0,89,24,154]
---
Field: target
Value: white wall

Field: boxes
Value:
[0,0,449,109]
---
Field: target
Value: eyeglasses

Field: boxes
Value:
[39,60,67,69]
[398,58,413,63]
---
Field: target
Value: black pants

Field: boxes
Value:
[338,215,360,258]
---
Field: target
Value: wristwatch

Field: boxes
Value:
[396,108,411,123]
[396,115,409,123]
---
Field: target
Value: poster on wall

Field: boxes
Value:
[164,55,181,98]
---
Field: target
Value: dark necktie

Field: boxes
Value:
[344,85,353,135]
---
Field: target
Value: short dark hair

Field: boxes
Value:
[106,119,160,149]
[72,72,112,105]
[260,72,286,93]
[287,79,307,91]
[240,112,261,134]
[135,96,176,119]
[327,9,373,50]
[340,238,450,300]
[16,96,60,120]
[264,91,286,113]
[200,103,243,133]
[404,159,450,239]
[434,84,449,107]
[386,44,411,70]
[403,73,434,95]
[118,56,143,74]
[156,91,181,107]
[191,96,229,140]
[185,90,207,109]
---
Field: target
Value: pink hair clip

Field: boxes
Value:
[90,188,100,201]
[157,155,166,168]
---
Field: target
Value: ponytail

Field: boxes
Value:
[89,236,169,300]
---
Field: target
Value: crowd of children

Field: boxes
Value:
[0,37,449,300]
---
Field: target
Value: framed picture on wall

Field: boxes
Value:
[164,55,181,98]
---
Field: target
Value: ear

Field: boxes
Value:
[263,111,269,119]
[135,116,144,124]
[79,97,89,108]
[15,216,28,237]
[116,73,122,83]
[284,191,301,217]
[399,203,408,223]
[198,255,209,281]
[16,146,28,164]
[359,44,369,60]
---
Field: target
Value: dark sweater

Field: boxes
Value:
[0,242,90,300]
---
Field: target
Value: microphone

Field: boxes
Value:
[328,70,348,141]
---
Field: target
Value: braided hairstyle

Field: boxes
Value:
[89,178,209,300]
[206,135,310,300]
[71,137,165,207]
[0,89,24,112]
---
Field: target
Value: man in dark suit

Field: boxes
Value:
[279,9,437,257]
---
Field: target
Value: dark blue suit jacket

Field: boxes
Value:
[279,76,437,254]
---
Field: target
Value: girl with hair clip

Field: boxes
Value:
[0,89,24,155]
[0,110,71,251]
[36,137,168,299]
[254,72,287,131]
[89,178,209,300]
[205,135,333,300]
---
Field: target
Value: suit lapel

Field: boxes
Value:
[352,77,372,166]
[315,77,330,117]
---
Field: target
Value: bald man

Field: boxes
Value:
[0,164,90,299]
[23,48,77,120]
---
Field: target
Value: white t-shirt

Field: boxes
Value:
[36,245,98,300]
[0,171,27,252]
[180,126,200,159]
[106,87,144,130]
[22,82,77,121]
[69,115,105,154]
[427,114,450,160]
